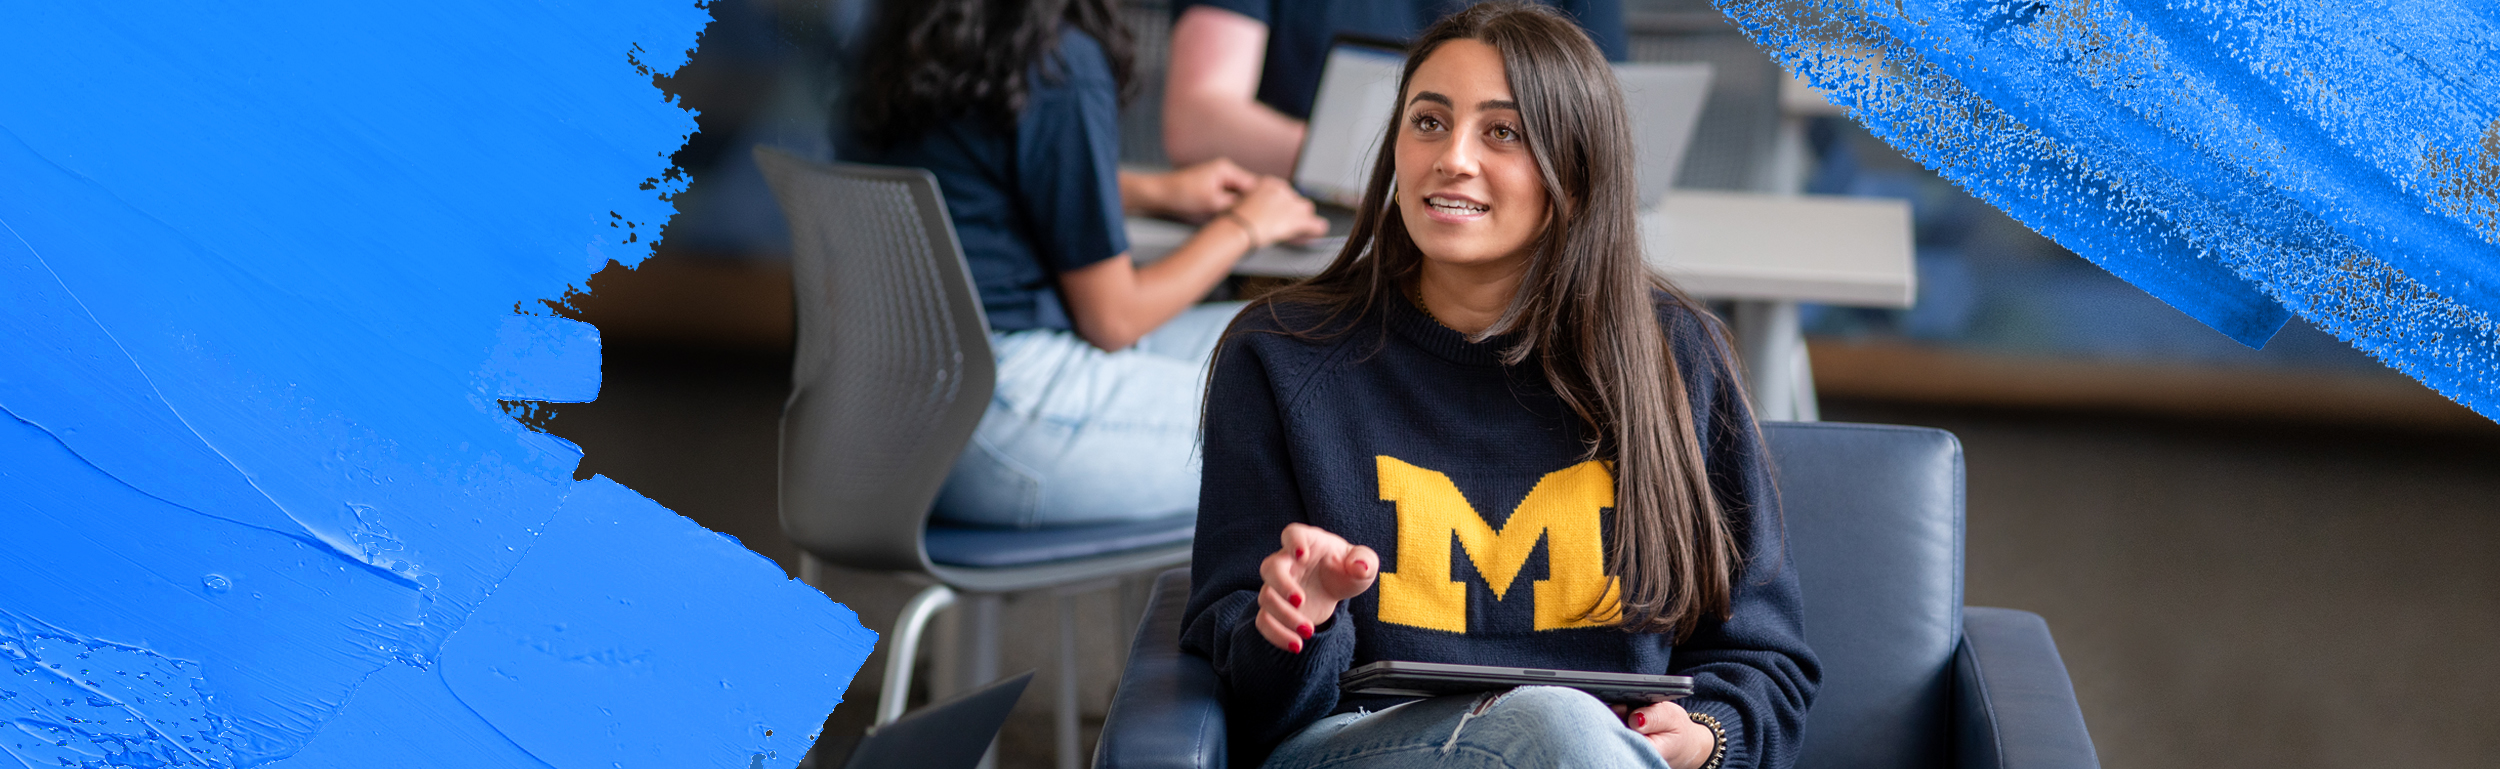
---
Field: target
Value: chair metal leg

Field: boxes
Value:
[960,593,1003,688]
[1734,299,1810,421]
[877,583,958,729]
[1790,340,1820,421]
[962,593,1004,769]
[1057,593,1080,769]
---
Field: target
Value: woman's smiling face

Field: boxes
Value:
[1394,38,1550,272]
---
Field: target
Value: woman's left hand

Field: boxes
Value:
[1617,699,1717,769]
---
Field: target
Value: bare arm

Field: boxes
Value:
[1059,223,1250,352]
[1061,177,1325,351]
[1162,6,1306,177]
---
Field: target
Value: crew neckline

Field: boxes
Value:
[1387,288,1524,368]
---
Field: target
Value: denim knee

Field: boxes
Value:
[1483,686,1619,731]
[1465,686,1664,767]
[1260,689,1664,769]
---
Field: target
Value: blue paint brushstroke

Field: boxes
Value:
[0,619,221,769]
[0,2,874,767]
[1716,0,2500,420]
[485,316,607,405]
[275,656,563,768]
[438,477,872,768]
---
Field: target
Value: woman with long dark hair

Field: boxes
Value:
[844,0,1328,527]
[1185,4,1818,767]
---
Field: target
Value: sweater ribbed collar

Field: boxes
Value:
[1387,288,1527,368]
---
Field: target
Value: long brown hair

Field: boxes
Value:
[1234,2,1742,639]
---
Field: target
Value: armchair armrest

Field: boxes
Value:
[1954,607,2099,769]
[1094,568,1227,769]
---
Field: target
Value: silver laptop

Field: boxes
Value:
[1294,39,1408,213]
[1293,40,1713,215]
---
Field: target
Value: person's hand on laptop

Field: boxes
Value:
[1222,176,1330,250]
[1255,522,1378,653]
[1123,157,1258,223]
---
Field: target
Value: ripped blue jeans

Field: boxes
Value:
[1261,686,1670,769]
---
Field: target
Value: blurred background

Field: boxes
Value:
[541,0,2500,766]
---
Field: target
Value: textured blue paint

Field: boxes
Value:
[486,316,608,404]
[1717,0,2500,420]
[437,477,861,769]
[0,2,873,767]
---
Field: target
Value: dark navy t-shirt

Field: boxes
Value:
[840,28,1130,333]
[1174,0,1629,121]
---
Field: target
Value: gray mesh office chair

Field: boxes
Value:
[756,146,1195,769]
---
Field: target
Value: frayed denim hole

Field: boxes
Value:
[1444,689,1519,754]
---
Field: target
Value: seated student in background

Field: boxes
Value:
[1163,0,1627,177]
[1184,4,1815,767]
[842,0,1329,528]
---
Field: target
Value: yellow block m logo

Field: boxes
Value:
[1375,456,1621,633]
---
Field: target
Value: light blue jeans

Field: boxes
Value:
[930,302,1243,528]
[1262,687,1670,769]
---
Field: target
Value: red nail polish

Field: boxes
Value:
[1295,548,1305,558]
[1289,593,1303,608]
[1633,713,1646,728]
[1298,623,1313,639]
[1290,640,1302,653]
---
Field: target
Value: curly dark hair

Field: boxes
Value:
[851,0,1136,147]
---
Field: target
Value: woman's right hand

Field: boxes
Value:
[1150,158,1259,221]
[1223,176,1330,250]
[1256,522,1378,653]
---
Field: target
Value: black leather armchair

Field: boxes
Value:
[1092,422,2099,769]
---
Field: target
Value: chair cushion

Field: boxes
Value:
[1763,422,1963,769]
[924,515,1195,569]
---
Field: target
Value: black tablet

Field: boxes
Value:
[1338,661,1694,705]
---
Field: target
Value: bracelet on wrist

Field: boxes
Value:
[1217,210,1262,250]
[1687,711,1728,769]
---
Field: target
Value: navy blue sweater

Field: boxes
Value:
[1183,291,1819,768]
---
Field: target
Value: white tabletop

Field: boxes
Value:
[1124,216,1346,278]
[1125,190,1913,308]
[1641,191,1914,308]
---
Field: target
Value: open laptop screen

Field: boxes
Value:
[1612,62,1712,209]
[1292,39,1713,212]
[1292,38,1407,209]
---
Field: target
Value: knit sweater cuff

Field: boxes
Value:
[1685,699,1746,769]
